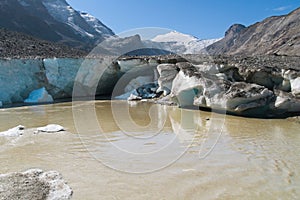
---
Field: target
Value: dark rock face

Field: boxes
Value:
[0,0,114,50]
[206,7,300,56]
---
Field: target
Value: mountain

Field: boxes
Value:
[206,7,300,56]
[94,31,220,56]
[150,31,221,54]
[0,0,114,50]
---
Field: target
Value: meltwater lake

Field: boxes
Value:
[0,101,300,199]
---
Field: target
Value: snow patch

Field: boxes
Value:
[42,0,95,38]
[80,11,113,37]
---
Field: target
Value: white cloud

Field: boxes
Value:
[273,6,291,11]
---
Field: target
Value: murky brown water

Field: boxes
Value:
[0,101,300,199]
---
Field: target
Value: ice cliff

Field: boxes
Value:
[0,57,158,104]
[0,55,299,118]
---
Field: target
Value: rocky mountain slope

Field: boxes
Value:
[0,28,86,58]
[0,0,114,49]
[206,7,300,56]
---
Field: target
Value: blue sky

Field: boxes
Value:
[67,0,299,39]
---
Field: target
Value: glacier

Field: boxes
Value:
[0,55,299,118]
[0,57,157,105]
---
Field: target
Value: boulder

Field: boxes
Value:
[24,87,53,104]
[0,169,72,200]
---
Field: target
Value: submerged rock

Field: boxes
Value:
[0,169,72,200]
[0,125,25,137]
[24,87,53,104]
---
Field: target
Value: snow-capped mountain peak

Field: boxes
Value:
[150,31,222,54]
[152,31,198,43]
[8,0,115,49]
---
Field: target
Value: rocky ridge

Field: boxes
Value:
[206,7,300,56]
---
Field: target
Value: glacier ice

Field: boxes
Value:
[24,87,54,103]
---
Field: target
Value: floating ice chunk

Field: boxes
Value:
[35,124,65,133]
[128,94,142,101]
[24,87,53,103]
[0,125,25,137]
